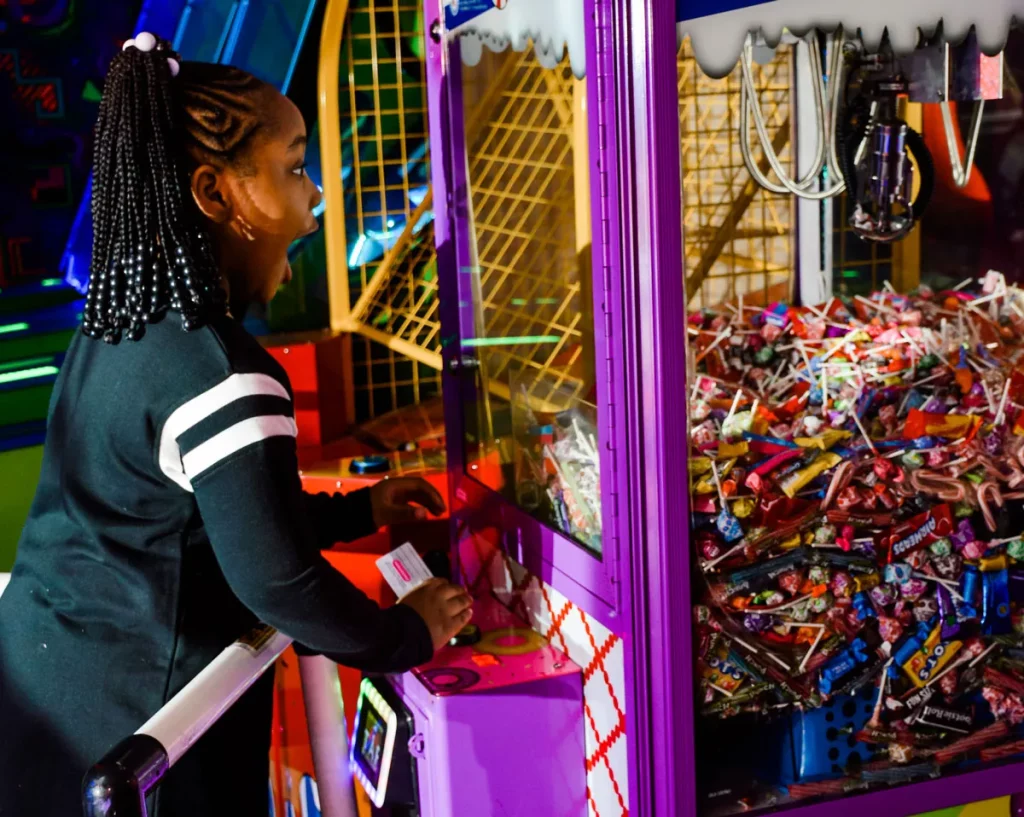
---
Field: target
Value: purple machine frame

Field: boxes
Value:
[422,0,683,811]
[420,0,1024,814]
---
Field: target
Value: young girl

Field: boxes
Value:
[0,34,471,816]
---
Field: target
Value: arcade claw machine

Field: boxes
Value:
[431,0,1024,815]
[645,0,1024,815]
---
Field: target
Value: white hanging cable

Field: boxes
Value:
[739,31,847,200]
[739,35,824,193]
[940,99,985,188]
[824,34,848,186]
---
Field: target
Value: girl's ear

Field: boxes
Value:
[190,165,232,223]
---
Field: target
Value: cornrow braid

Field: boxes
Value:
[85,37,267,343]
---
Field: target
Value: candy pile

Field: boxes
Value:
[691,273,1024,799]
[513,391,601,553]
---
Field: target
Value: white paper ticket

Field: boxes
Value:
[376,542,434,599]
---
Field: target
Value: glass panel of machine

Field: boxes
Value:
[685,24,1024,815]
[455,38,601,556]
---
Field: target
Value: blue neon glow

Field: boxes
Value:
[171,4,192,50]
[348,235,368,268]
[220,0,249,63]
[282,1,319,93]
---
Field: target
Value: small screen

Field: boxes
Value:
[360,708,387,775]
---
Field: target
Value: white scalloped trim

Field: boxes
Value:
[446,0,586,79]
[678,2,1022,78]
[446,0,1021,81]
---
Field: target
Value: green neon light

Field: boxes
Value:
[510,298,528,306]
[463,335,561,347]
[0,365,59,384]
[41,278,63,287]
[0,322,30,335]
[535,297,559,304]
[0,356,55,374]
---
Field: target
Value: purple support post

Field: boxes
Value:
[608,0,695,814]
[422,0,471,588]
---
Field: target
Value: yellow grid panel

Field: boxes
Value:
[340,0,441,420]
[680,40,796,309]
[462,46,588,413]
[352,207,441,355]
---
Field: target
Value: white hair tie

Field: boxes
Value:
[123,31,156,52]
[122,32,179,76]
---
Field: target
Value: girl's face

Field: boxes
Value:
[190,88,322,306]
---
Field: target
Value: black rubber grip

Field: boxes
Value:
[81,734,169,817]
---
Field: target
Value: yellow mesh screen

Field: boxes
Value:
[680,40,796,309]
[340,0,441,420]
[460,46,589,414]
[354,220,440,351]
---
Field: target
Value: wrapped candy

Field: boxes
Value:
[808,565,831,585]
[963,540,987,560]
[899,578,928,601]
[912,597,939,621]
[831,572,854,598]
[870,584,898,607]
[932,553,962,579]
[878,616,904,643]
[689,283,1024,798]
[778,570,803,596]
[884,562,913,584]
[929,538,953,558]
[950,519,976,551]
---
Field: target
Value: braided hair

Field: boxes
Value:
[85,37,267,343]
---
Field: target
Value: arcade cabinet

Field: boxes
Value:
[431,0,1024,815]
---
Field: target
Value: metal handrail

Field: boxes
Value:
[81,626,357,817]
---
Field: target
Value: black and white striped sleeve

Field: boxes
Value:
[158,372,296,491]
[156,370,433,673]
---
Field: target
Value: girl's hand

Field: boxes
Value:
[400,579,473,650]
[370,477,446,527]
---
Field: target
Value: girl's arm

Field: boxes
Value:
[187,435,432,673]
[301,488,378,548]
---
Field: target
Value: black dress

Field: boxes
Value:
[0,313,432,817]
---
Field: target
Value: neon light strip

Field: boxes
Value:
[171,4,193,51]
[0,365,59,385]
[282,0,319,93]
[0,322,29,335]
[462,335,561,347]
[0,356,55,374]
[40,278,63,287]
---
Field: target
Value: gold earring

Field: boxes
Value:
[234,215,256,242]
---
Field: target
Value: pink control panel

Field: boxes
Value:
[412,594,580,696]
